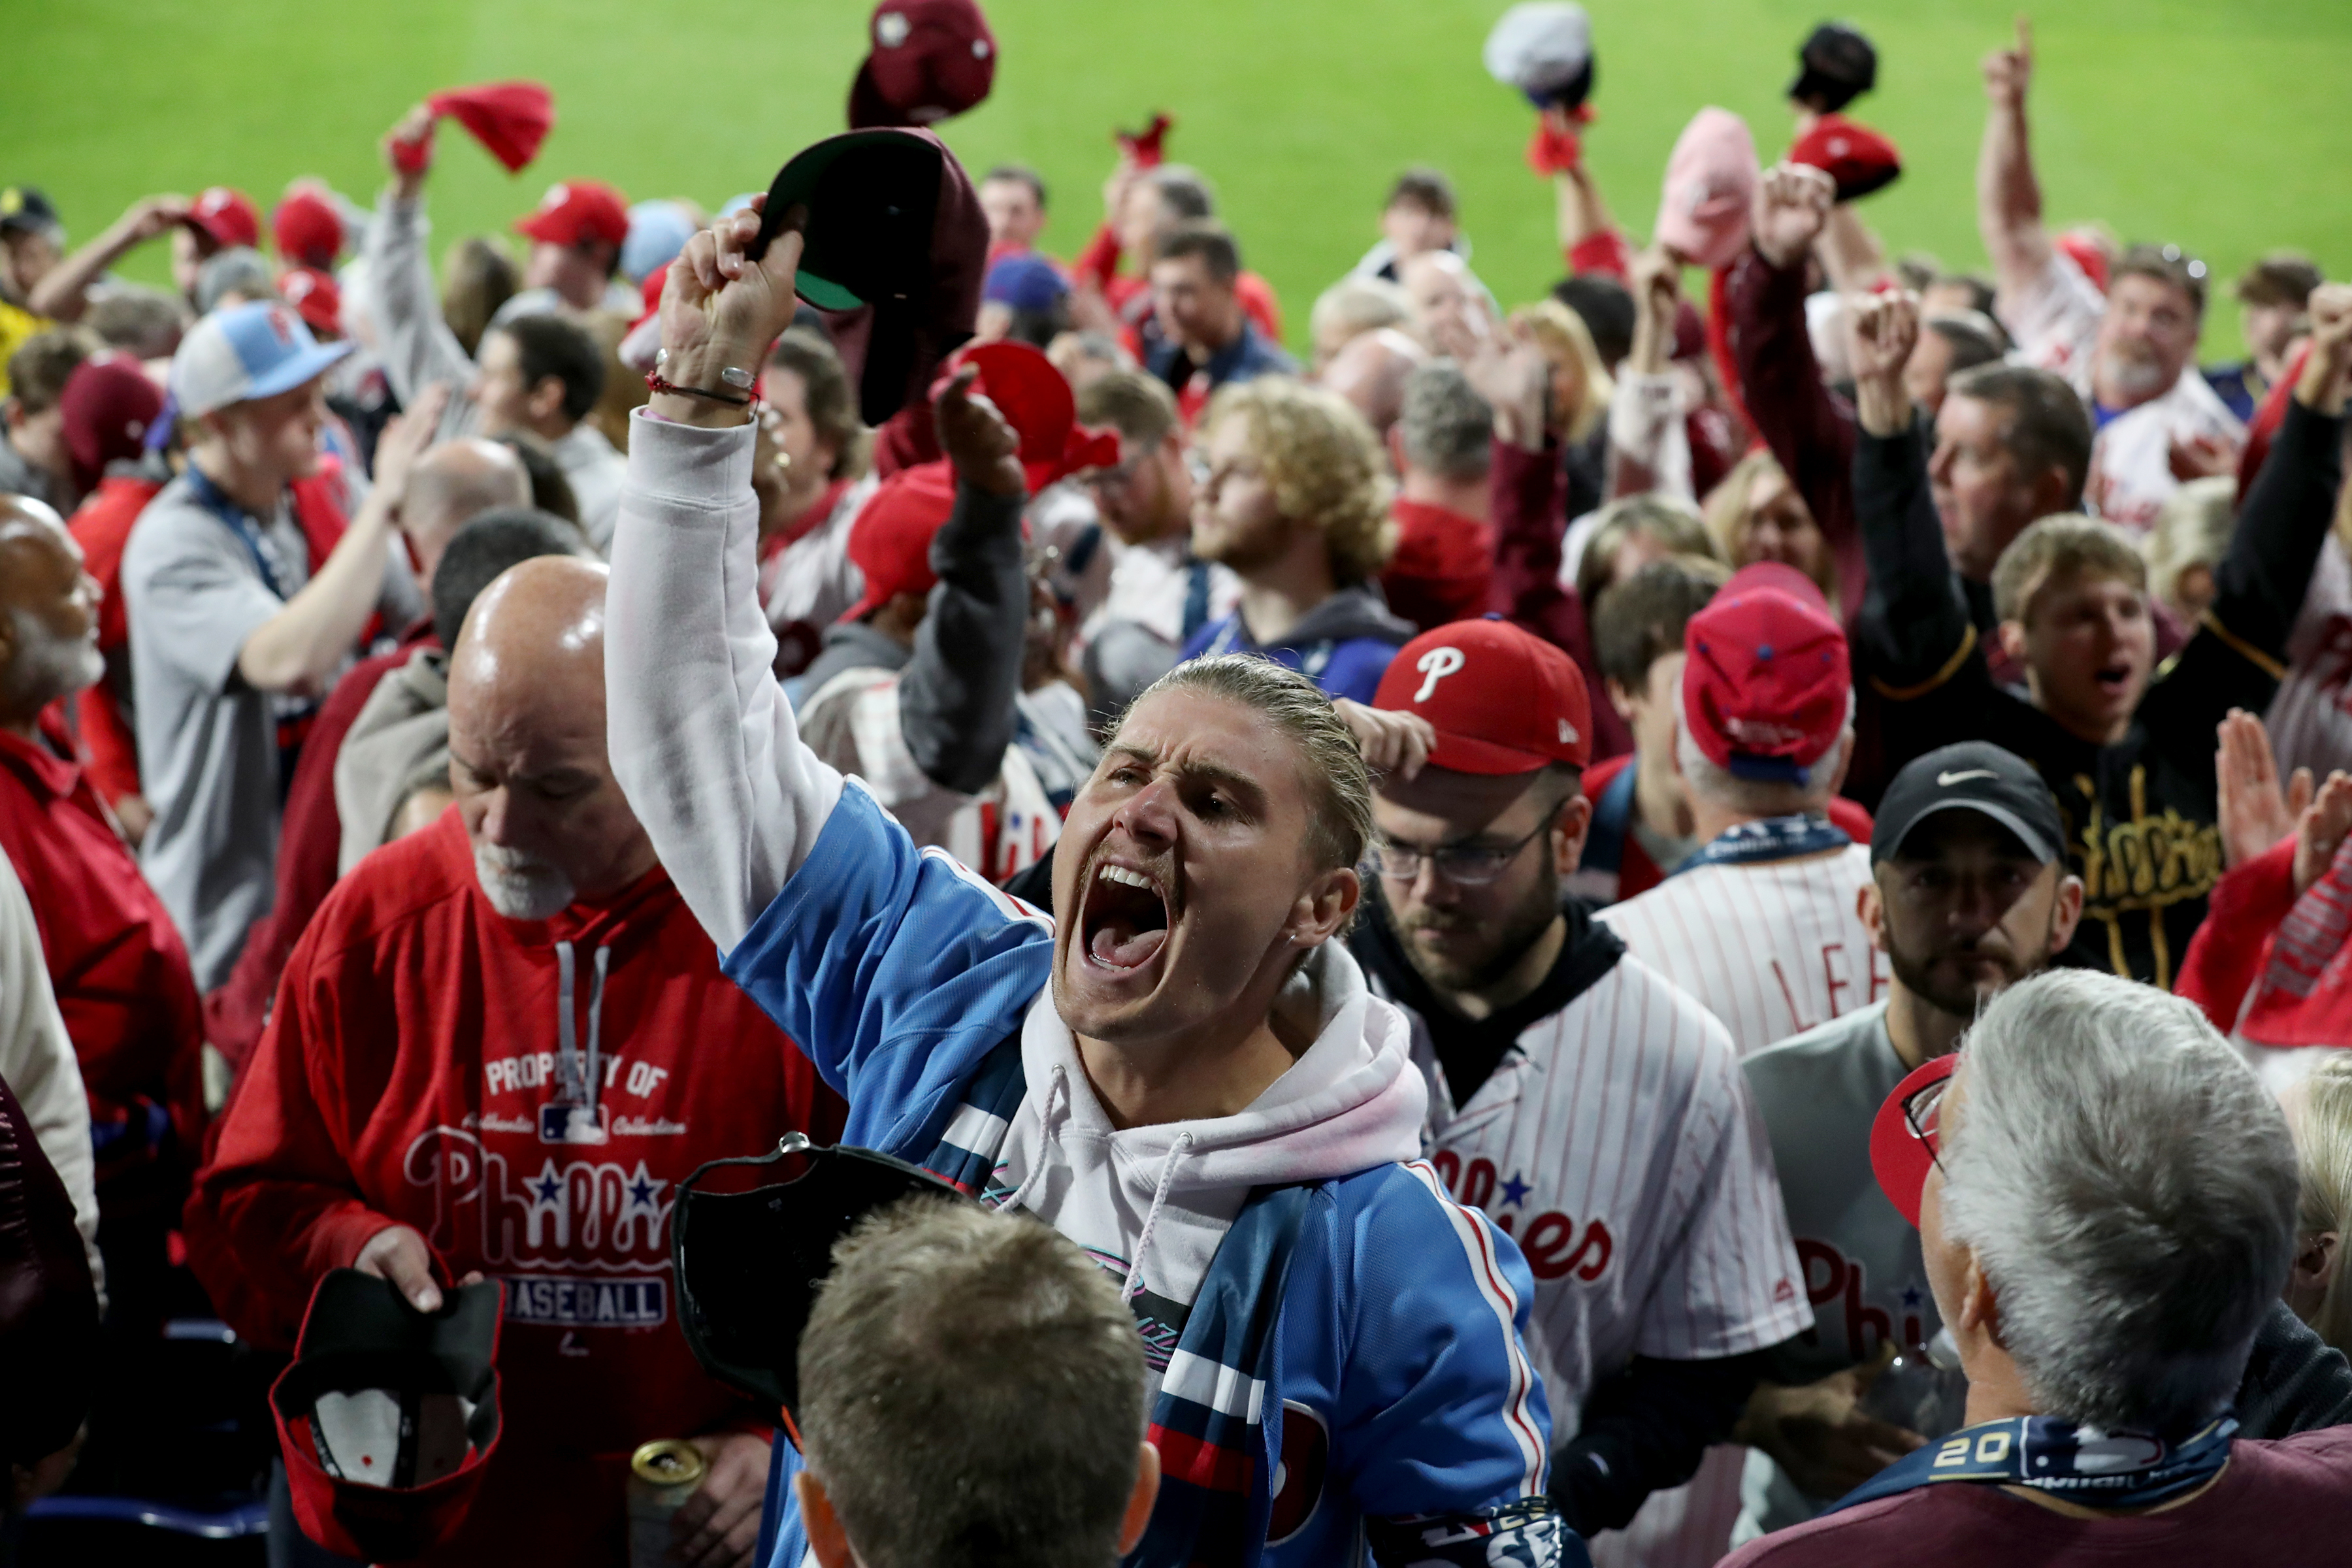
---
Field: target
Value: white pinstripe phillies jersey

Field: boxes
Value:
[1393,951,1810,1421]
[1598,845,1886,1058]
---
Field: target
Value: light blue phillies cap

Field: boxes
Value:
[621,199,698,286]
[169,299,353,421]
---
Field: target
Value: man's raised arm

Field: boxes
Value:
[1976,18,2054,304]
[606,210,844,953]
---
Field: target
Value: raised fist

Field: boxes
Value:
[1850,290,1921,388]
[1753,163,1836,270]
[652,203,806,427]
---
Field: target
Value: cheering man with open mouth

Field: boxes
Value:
[606,178,1575,1568]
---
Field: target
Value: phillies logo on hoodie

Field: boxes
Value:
[404,1126,676,1328]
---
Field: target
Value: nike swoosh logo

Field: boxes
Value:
[1937,770,1999,786]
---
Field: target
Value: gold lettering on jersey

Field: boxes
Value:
[2065,768,2222,988]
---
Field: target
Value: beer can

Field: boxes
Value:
[627,1438,709,1568]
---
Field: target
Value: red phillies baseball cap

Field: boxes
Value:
[950,341,1120,495]
[514,180,629,250]
[1789,114,1903,203]
[187,186,260,251]
[272,189,345,270]
[1681,561,1850,783]
[277,266,342,337]
[59,351,164,495]
[270,1269,504,1562]
[841,459,958,623]
[849,0,998,129]
[1373,618,1593,773]
[1870,1052,1959,1227]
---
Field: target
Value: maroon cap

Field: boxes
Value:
[270,1269,504,1563]
[953,341,1120,494]
[849,0,997,129]
[755,127,988,427]
[59,352,164,496]
[514,180,629,250]
[1373,619,1593,773]
[841,459,958,623]
[277,267,342,338]
[186,187,260,251]
[1789,114,1903,203]
[1871,1053,1958,1227]
[1681,562,1850,783]
[272,190,345,270]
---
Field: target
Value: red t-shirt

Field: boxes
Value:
[188,809,845,1567]
[1721,1428,2352,1568]
[1381,498,1497,634]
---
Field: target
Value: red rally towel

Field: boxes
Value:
[401,82,556,174]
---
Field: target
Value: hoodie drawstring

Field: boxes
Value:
[1122,1130,1194,1303]
[555,940,614,1109]
[999,1065,1069,1215]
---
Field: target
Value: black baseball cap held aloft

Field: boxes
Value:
[1871,741,2066,867]
[1789,22,1878,112]
[749,127,988,427]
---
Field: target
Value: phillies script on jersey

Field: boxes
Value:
[189,809,841,1567]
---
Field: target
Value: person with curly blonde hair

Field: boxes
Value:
[1182,375,1414,702]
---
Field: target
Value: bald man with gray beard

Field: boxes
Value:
[190,554,838,1568]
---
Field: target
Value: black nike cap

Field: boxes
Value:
[1872,742,2063,866]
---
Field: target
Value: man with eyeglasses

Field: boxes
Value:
[1345,619,1813,1546]
[1733,742,2082,1534]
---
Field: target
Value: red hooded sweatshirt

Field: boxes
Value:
[188,808,843,1567]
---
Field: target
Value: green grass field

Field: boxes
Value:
[16,0,2351,359]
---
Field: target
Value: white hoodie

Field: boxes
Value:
[995,943,1426,1393]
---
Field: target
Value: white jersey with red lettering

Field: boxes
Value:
[1358,901,1812,1568]
[1597,844,1886,1058]
[1403,958,1810,1405]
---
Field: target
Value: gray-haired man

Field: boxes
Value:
[1724,969,2352,1565]
[1380,360,1497,634]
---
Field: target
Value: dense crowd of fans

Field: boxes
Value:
[3,1,2350,1565]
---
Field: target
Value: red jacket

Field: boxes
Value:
[203,627,436,1070]
[1487,437,1633,763]
[2178,834,2352,1046]
[188,809,844,1567]
[1382,498,1497,634]
[0,723,204,1213]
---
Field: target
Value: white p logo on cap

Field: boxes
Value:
[1413,646,1466,703]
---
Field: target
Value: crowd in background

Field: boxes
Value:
[4,2,2352,1565]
